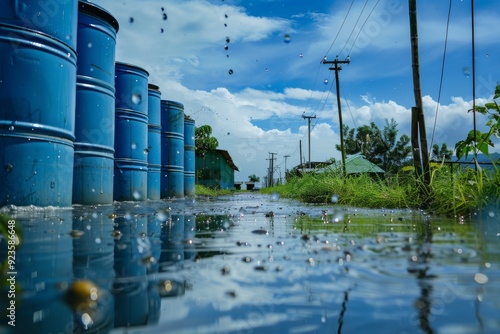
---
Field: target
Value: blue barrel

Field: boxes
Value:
[76,1,118,84]
[161,100,185,198]
[0,23,76,207]
[73,2,118,205]
[184,116,196,197]
[0,0,78,49]
[147,84,162,200]
[114,62,149,201]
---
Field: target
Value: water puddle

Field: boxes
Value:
[1,193,499,333]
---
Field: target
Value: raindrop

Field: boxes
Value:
[474,272,488,284]
[323,79,329,85]
[87,42,92,48]
[131,93,142,104]
[225,36,230,43]
[283,34,291,43]
[133,191,142,200]
[331,194,339,203]
[8,125,14,131]
[224,23,227,27]
[228,69,233,75]
[95,237,102,244]
[162,13,168,21]
[143,148,149,154]
[271,192,279,201]
[463,67,471,77]
[131,143,137,150]
[224,45,229,50]
[5,164,13,172]
[129,17,134,23]
[224,14,228,18]
[161,7,164,11]
[299,53,303,58]
[160,28,164,33]
[156,210,169,222]
[81,313,94,329]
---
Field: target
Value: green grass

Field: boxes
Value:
[195,184,235,196]
[261,167,500,216]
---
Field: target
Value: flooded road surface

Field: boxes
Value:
[1,193,499,333]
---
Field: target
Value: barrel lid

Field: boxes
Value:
[161,100,184,109]
[115,61,150,77]
[78,0,119,32]
[148,83,161,92]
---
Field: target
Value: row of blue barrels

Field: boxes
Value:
[0,0,195,207]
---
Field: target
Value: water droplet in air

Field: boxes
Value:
[160,28,164,33]
[224,45,229,50]
[8,126,14,131]
[463,67,471,77]
[163,13,168,21]
[87,42,92,48]
[133,191,141,200]
[474,272,488,284]
[95,237,102,244]
[228,69,233,75]
[129,17,134,23]
[131,143,137,150]
[299,53,303,58]
[323,79,329,85]
[331,194,339,203]
[131,93,142,104]
[5,164,13,172]
[283,34,291,43]
[271,192,279,201]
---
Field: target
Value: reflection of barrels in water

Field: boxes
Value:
[184,117,196,197]
[73,1,118,205]
[0,210,74,332]
[147,84,162,200]
[161,100,185,199]
[0,23,76,207]
[0,0,78,49]
[114,62,149,201]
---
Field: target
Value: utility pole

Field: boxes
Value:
[268,152,277,187]
[409,0,431,192]
[284,154,290,182]
[323,56,349,178]
[302,114,316,169]
[299,140,303,169]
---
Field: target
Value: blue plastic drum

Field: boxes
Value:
[73,1,118,205]
[147,84,161,200]
[160,100,185,199]
[0,23,76,207]
[184,117,196,197]
[114,62,149,201]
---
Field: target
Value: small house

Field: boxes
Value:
[315,154,385,175]
[196,149,239,189]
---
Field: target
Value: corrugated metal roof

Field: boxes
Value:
[217,149,239,171]
[317,154,384,174]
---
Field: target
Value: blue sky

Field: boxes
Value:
[91,0,500,184]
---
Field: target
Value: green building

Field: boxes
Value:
[195,149,239,189]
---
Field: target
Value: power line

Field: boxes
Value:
[430,0,453,150]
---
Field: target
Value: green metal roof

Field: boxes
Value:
[319,154,384,174]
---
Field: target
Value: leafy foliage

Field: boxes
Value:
[455,84,500,166]
[248,174,260,182]
[431,143,453,161]
[336,118,412,174]
[195,125,219,157]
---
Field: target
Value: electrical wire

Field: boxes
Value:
[338,0,370,58]
[323,0,356,59]
[347,0,381,56]
[430,0,453,150]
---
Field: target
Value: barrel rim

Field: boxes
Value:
[77,75,116,93]
[0,22,77,55]
[161,100,184,109]
[115,61,149,77]
[78,0,119,32]
[148,83,161,92]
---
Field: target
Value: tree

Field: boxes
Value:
[195,125,219,157]
[248,174,260,182]
[336,118,412,174]
[431,143,453,161]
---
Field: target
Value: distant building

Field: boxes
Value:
[291,154,385,176]
[195,149,239,189]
